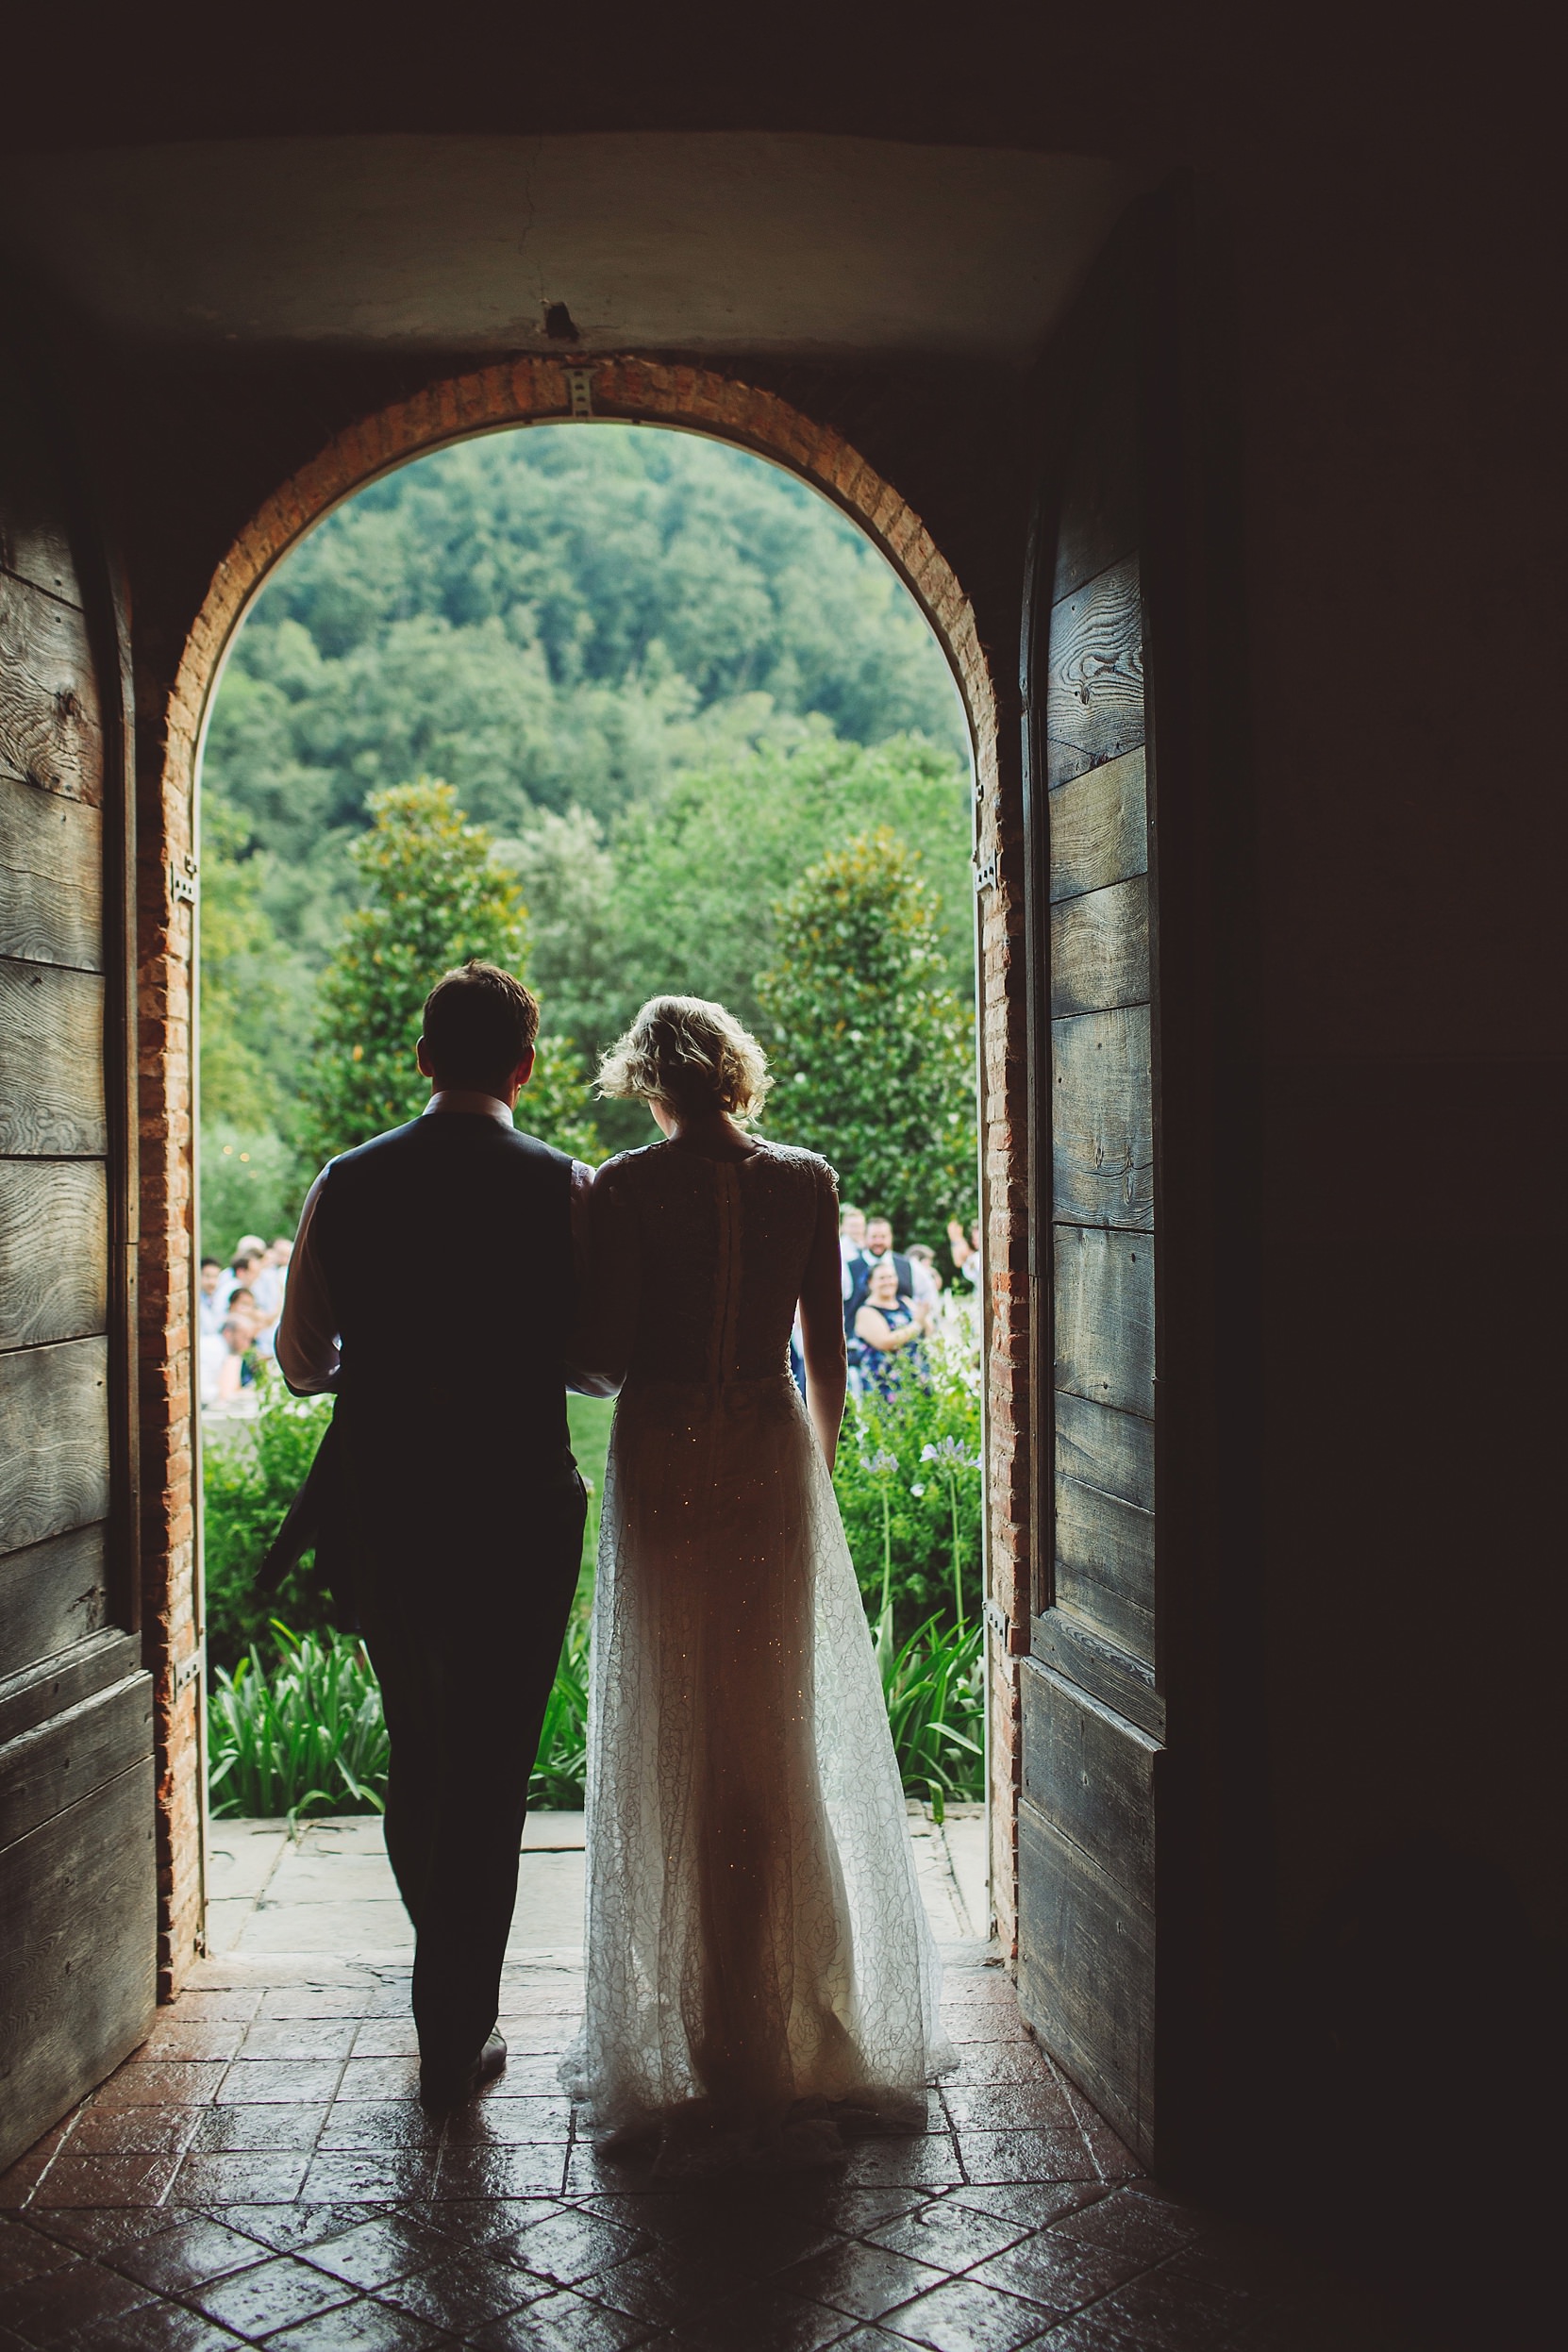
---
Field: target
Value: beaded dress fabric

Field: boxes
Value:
[562,1137,950,2168]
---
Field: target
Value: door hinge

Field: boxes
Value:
[565,368,595,419]
[974,855,998,894]
[169,854,199,907]
[174,1649,202,1698]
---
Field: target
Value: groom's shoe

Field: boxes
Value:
[419,2029,508,2110]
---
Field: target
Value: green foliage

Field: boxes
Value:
[199,793,315,1138]
[760,830,976,1243]
[200,1126,305,1264]
[297,778,598,1168]
[834,1332,983,1640]
[202,1382,338,1669]
[208,1624,390,1825]
[876,1617,985,1817]
[202,427,965,868]
[529,1621,590,1810]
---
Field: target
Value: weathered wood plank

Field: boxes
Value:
[1055,1388,1155,1513]
[0,1756,156,2175]
[1055,1473,1155,1663]
[0,572,102,806]
[1048,745,1147,903]
[1016,1795,1154,2165]
[1021,1659,1159,1910]
[0,1672,152,1850]
[1054,1225,1154,1419]
[0,1627,140,1749]
[1050,876,1149,1018]
[0,364,78,608]
[0,772,102,970]
[0,1161,108,1349]
[0,1525,108,1682]
[1052,1006,1153,1230]
[0,958,105,1156]
[1032,1610,1164,1743]
[1044,556,1143,788]
[0,1336,110,1556]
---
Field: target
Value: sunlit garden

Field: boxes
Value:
[199,422,983,1829]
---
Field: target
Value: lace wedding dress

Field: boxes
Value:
[561,1138,951,2168]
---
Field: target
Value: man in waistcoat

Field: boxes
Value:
[277,960,602,2107]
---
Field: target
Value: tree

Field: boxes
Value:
[298,779,600,1168]
[759,831,975,1245]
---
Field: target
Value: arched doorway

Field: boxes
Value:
[147,356,1016,2021]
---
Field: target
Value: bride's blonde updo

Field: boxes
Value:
[596,994,773,1123]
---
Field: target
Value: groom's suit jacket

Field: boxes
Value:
[273,1108,584,1600]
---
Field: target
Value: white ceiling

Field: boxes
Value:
[0,133,1149,359]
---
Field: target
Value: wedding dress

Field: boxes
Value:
[561,1137,952,2168]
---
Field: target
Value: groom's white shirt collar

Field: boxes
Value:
[423,1090,513,1125]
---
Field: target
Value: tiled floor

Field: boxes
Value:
[1,1813,1413,2351]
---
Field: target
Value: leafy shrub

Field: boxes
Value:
[529,1620,590,1809]
[834,1327,983,1640]
[879,1616,984,1818]
[200,1124,305,1263]
[203,1382,337,1669]
[209,1623,389,1824]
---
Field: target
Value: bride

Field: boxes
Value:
[562,994,951,2167]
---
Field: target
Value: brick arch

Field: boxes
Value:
[146,359,1007,1994]
[166,357,997,789]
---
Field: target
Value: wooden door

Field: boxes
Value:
[1016,202,1186,2168]
[0,342,155,2170]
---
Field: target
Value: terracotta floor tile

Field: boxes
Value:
[115,2215,279,2294]
[216,2060,346,2107]
[189,2104,329,2156]
[18,2203,177,2259]
[442,2096,574,2148]
[297,2152,442,2206]
[879,2273,1056,2351]
[0,2125,71,2209]
[402,2193,564,2251]
[808,2189,937,2238]
[435,2145,568,2201]
[346,2024,421,2061]
[0,2213,76,2288]
[0,2255,155,2345]
[191,2249,358,2336]
[948,2190,1105,2235]
[164,1990,264,2026]
[260,2298,449,2349]
[313,2103,441,2155]
[257,1989,396,2022]
[143,2023,250,2063]
[488,2056,567,2096]
[492,2201,645,2287]
[93,2060,232,2110]
[867,2196,1035,2274]
[201,2204,387,2257]
[237,2022,361,2064]
[965,2230,1148,2316]
[333,2060,422,2103]
[28,2149,186,2209]
[950,2048,1056,2090]
[68,2104,205,2158]
[74,2300,250,2348]
[378,2246,544,2330]
[170,2149,314,2205]
[1046,2193,1200,2267]
[468,2286,655,2350]
[942,2087,1077,2136]
[779,2239,949,2325]
[295,2213,456,2292]
[955,2133,1100,2188]
[941,2006,1026,2044]
[837,2139,965,2192]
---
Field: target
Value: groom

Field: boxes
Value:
[276,960,598,2106]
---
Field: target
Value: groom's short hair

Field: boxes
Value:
[421,961,540,1088]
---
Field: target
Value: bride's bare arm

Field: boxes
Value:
[799,1171,848,1471]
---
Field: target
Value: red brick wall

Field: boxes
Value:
[148,356,1025,1984]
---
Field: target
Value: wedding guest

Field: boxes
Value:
[841,1202,873,1329]
[852,1257,931,1397]
[198,1257,225,1338]
[251,1236,292,1321]
[947,1216,981,1283]
[850,1217,919,1317]
[225,1246,266,1309]
[908,1243,942,1300]
[214,1313,257,1405]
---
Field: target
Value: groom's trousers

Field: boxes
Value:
[346,1424,586,2077]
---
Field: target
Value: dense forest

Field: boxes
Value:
[200,424,975,1243]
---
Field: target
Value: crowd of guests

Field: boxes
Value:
[204,1202,979,1414]
[198,1234,293,1410]
[834,1203,981,1399]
